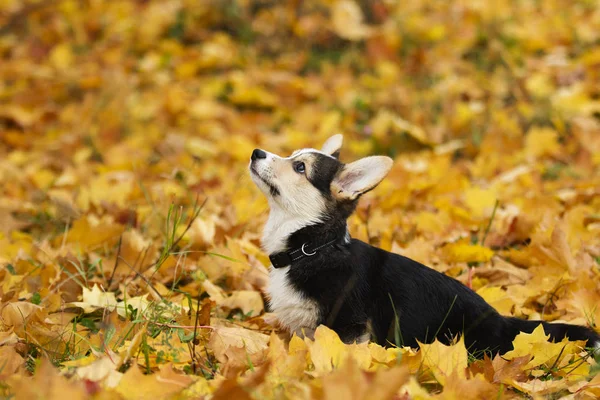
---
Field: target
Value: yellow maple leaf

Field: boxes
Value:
[63,215,124,251]
[413,210,451,235]
[418,336,468,386]
[115,364,193,400]
[476,286,514,315]
[463,187,497,220]
[268,333,308,380]
[503,324,585,371]
[320,358,409,400]
[77,284,118,312]
[442,242,494,263]
[438,373,498,400]
[305,325,371,374]
[525,126,560,159]
[367,342,398,368]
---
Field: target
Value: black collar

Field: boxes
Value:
[269,238,340,269]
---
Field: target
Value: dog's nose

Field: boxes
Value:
[251,149,267,161]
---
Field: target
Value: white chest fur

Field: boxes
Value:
[262,202,322,336]
[268,266,320,335]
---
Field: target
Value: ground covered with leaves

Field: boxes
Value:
[1,0,600,399]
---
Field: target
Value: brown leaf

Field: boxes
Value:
[0,346,25,375]
[9,358,87,400]
[208,326,270,376]
[492,354,530,384]
[220,290,264,317]
[212,362,270,400]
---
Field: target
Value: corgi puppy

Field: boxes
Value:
[249,134,600,356]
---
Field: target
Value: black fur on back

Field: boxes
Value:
[283,222,600,356]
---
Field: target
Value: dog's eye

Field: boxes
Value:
[293,162,306,174]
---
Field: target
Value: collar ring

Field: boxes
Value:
[301,243,317,256]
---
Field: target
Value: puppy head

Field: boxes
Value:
[249,134,393,223]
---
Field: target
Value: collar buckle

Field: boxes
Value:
[301,243,316,256]
[268,238,340,269]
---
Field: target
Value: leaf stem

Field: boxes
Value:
[481,199,499,246]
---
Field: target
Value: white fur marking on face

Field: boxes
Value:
[268,267,320,334]
[251,149,328,254]
[290,148,336,159]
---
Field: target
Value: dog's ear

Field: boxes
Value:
[321,134,343,158]
[332,156,393,200]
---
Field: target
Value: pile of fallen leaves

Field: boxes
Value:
[1,0,600,398]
